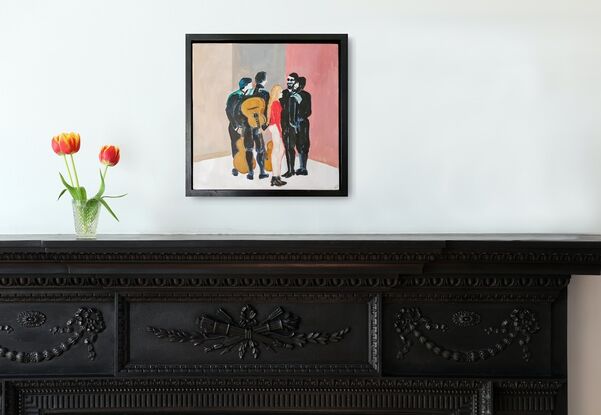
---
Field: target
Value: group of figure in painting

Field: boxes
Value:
[225,71,312,187]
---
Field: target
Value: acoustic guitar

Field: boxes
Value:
[240,97,267,129]
[240,96,270,172]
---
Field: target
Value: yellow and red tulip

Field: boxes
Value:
[99,145,120,167]
[51,132,81,156]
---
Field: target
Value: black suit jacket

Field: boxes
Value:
[299,90,312,120]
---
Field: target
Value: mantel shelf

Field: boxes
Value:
[1,234,601,276]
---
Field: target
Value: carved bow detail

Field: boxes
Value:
[148,305,350,359]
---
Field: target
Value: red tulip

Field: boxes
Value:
[62,133,81,154]
[51,132,81,155]
[99,145,120,167]
[51,135,64,155]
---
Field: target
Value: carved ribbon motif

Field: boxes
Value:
[0,307,105,363]
[147,304,350,359]
[395,307,540,363]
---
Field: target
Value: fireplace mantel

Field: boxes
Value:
[0,234,599,415]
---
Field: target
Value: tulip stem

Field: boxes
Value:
[102,165,109,180]
[63,155,75,187]
[70,154,81,188]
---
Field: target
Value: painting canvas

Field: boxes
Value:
[186,34,348,196]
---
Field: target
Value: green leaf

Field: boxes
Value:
[82,198,100,220]
[57,189,67,201]
[94,169,105,200]
[103,193,127,199]
[59,173,74,191]
[85,198,100,210]
[98,197,119,222]
[84,199,100,217]
[59,173,81,201]
[58,173,87,201]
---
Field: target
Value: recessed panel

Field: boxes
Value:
[123,297,377,375]
[383,301,552,377]
[0,301,114,376]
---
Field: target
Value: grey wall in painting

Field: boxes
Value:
[232,44,286,93]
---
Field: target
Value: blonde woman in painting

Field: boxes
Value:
[267,84,287,186]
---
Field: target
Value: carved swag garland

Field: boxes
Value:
[394,307,541,363]
[148,305,350,359]
[0,307,105,364]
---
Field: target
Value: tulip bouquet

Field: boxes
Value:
[51,132,125,238]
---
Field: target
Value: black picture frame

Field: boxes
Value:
[185,34,348,197]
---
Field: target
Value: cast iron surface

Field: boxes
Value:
[0,235,597,414]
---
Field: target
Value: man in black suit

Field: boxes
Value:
[242,71,270,180]
[281,72,299,178]
[225,77,253,176]
[295,76,312,175]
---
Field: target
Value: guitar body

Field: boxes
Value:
[233,138,255,174]
[265,140,273,172]
[241,97,267,128]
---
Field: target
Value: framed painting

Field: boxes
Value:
[185,34,348,197]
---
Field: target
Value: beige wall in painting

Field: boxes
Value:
[192,43,233,162]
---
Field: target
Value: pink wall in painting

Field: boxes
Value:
[285,44,339,167]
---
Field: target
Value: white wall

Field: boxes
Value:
[1,0,601,234]
[2,1,601,413]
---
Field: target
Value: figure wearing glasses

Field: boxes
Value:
[281,73,312,177]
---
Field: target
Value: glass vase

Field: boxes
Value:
[72,199,100,239]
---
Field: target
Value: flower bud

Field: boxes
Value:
[99,145,120,167]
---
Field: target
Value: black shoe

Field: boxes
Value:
[270,177,282,187]
[232,168,239,176]
[246,173,254,180]
[259,173,269,179]
[275,177,287,186]
[282,171,295,178]
[296,169,308,176]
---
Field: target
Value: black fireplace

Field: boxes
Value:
[0,235,597,415]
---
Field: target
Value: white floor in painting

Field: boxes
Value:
[193,156,339,190]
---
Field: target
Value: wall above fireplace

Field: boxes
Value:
[3,1,601,235]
